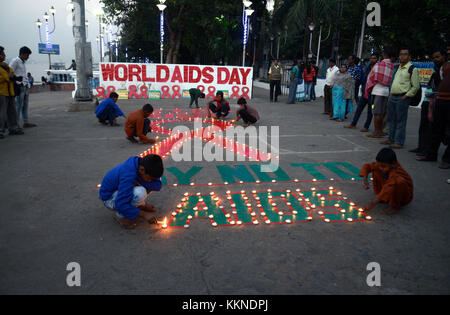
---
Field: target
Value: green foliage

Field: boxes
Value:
[101,0,449,64]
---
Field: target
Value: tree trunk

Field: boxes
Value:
[165,4,185,64]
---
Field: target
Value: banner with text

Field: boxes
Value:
[97,63,253,100]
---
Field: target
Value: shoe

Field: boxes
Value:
[416,156,436,162]
[23,122,37,128]
[380,140,393,145]
[126,136,138,143]
[390,144,404,149]
[409,148,421,153]
[360,128,369,132]
[439,162,450,169]
[9,129,24,135]
[344,125,356,129]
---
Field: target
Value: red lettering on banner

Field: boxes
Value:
[239,68,252,85]
[142,65,155,82]
[183,66,189,83]
[128,64,142,81]
[157,65,170,82]
[101,64,115,81]
[202,67,214,84]
[171,66,183,83]
[229,68,241,85]
[115,64,128,81]
[189,66,201,83]
[217,67,230,84]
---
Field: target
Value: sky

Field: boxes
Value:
[0,0,113,78]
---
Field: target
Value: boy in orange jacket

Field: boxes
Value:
[360,148,414,214]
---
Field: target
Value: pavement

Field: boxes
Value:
[0,88,449,294]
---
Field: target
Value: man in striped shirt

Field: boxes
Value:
[364,49,395,139]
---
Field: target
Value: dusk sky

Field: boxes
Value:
[1,0,112,77]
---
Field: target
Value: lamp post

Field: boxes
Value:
[96,14,104,62]
[316,21,322,65]
[36,6,56,69]
[270,34,274,59]
[276,31,281,59]
[242,1,254,67]
[157,0,167,64]
[308,22,315,60]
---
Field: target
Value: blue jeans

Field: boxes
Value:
[351,95,373,129]
[103,186,147,219]
[388,95,411,146]
[287,78,298,103]
[311,83,316,100]
[304,81,313,101]
[16,85,30,125]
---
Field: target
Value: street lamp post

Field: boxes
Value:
[36,6,56,69]
[242,1,254,67]
[97,14,104,62]
[270,35,274,59]
[308,22,315,60]
[157,0,167,64]
[276,31,281,59]
[316,22,322,65]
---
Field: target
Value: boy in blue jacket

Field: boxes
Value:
[99,154,164,229]
[95,92,127,126]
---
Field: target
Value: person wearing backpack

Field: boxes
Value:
[381,48,420,149]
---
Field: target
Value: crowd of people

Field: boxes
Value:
[267,47,450,171]
[327,47,450,170]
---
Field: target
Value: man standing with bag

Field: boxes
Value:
[10,46,36,128]
[268,59,283,103]
[381,48,420,149]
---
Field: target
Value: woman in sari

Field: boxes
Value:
[331,64,356,122]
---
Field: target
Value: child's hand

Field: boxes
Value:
[142,212,158,224]
[363,177,370,190]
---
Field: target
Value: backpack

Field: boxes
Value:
[391,65,422,106]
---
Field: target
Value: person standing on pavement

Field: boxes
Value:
[302,61,316,102]
[311,60,319,101]
[10,46,36,128]
[345,53,379,131]
[268,59,283,103]
[416,61,450,169]
[348,55,364,103]
[331,64,356,122]
[323,58,339,116]
[0,46,24,139]
[287,60,299,104]
[381,48,420,149]
[361,50,395,139]
[410,49,446,156]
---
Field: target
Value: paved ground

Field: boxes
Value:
[0,88,449,294]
